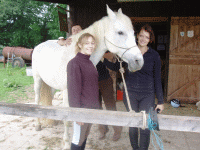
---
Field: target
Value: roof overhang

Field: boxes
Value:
[34,0,117,5]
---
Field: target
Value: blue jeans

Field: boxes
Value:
[123,91,155,150]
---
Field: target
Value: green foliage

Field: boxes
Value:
[3,78,21,88]
[0,0,68,48]
[0,62,34,103]
[46,3,67,39]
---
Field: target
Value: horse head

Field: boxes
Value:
[104,5,144,72]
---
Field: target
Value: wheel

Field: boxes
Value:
[12,57,25,68]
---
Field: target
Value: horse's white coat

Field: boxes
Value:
[196,101,200,110]
[32,5,143,149]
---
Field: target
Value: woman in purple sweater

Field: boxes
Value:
[67,33,100,150]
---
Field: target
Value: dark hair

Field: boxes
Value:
[71,24,81,28]
[139,24,155,44]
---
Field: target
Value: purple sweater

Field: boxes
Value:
[67,52,100,109]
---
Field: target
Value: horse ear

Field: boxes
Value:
[118,8,123,14]
[106,4,116,21]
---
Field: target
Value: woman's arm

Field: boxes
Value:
[153,54,164,105]
[104,58,126,71]
[67,61,82,108]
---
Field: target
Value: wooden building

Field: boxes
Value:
[37,0,200,103]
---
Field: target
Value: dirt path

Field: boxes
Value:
[1,84,200,150]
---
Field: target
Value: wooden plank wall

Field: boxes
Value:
[167,17,200,103]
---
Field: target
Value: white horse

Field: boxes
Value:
[32,5,144,149]
[196,101,200,110]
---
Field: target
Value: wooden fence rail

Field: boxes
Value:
[0,102,200,133]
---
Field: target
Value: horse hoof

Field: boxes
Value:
[35,125,42,131]
[62,146,70,150]
[63,142,70,150]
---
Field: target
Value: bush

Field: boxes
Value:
[3,79,21,88]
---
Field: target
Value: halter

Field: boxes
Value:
[104,36,137,58]
[104,36,147,130]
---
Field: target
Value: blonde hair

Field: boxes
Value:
[75,33,96,54]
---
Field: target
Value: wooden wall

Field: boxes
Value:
[70,0,108,29]
[167,17,200,103]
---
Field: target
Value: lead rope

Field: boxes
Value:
[115,56,146,130]
[147,113,164,150]
[104,35,146,129]
[115,56,133,113]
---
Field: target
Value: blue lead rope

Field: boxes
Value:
[147,113,164,150]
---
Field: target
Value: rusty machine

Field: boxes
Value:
[3,47,33,68]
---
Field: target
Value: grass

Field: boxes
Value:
[0,62,34,103]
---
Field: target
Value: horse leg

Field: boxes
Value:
[63,121,70,150]
[33,75,42,131]
[39,81,57,127]
[62,89,70,150]
[51,87,56,99]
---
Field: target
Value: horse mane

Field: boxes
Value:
[70,16,108,52]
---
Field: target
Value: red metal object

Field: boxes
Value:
[3,47,33,60]
[117,90,123,101]
[2,47,34,67]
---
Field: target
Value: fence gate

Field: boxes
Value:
[167,17,200,103]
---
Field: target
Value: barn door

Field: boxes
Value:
[167,17,200,103]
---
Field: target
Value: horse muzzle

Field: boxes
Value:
[126,54,144,72]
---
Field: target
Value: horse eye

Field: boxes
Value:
[118,31,124,35]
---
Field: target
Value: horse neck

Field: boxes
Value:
[71,16,109,43]
[90,17,109,65]
[72,17,109,66]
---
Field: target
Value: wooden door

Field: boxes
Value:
[167,17,200,103]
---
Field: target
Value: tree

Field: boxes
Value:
[0,0,67,48]
[0,0,41,48]
[45,3,67,40]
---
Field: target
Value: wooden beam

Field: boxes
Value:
[57,6,70,12]
[0,102,200,133]
[131,17,168,23]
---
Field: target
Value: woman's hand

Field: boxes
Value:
[155,104,164,113]
[119,67,125,74]
[100,57,104,62]
[65,37,72,46]
[76,122,84,126]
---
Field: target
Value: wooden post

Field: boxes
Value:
[67,4,72,37]
[0,102,200,133]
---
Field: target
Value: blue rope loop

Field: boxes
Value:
[147,113,164,150]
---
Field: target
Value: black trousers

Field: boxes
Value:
[123,91,155,150]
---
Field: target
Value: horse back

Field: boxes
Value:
[32,40,76,90]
